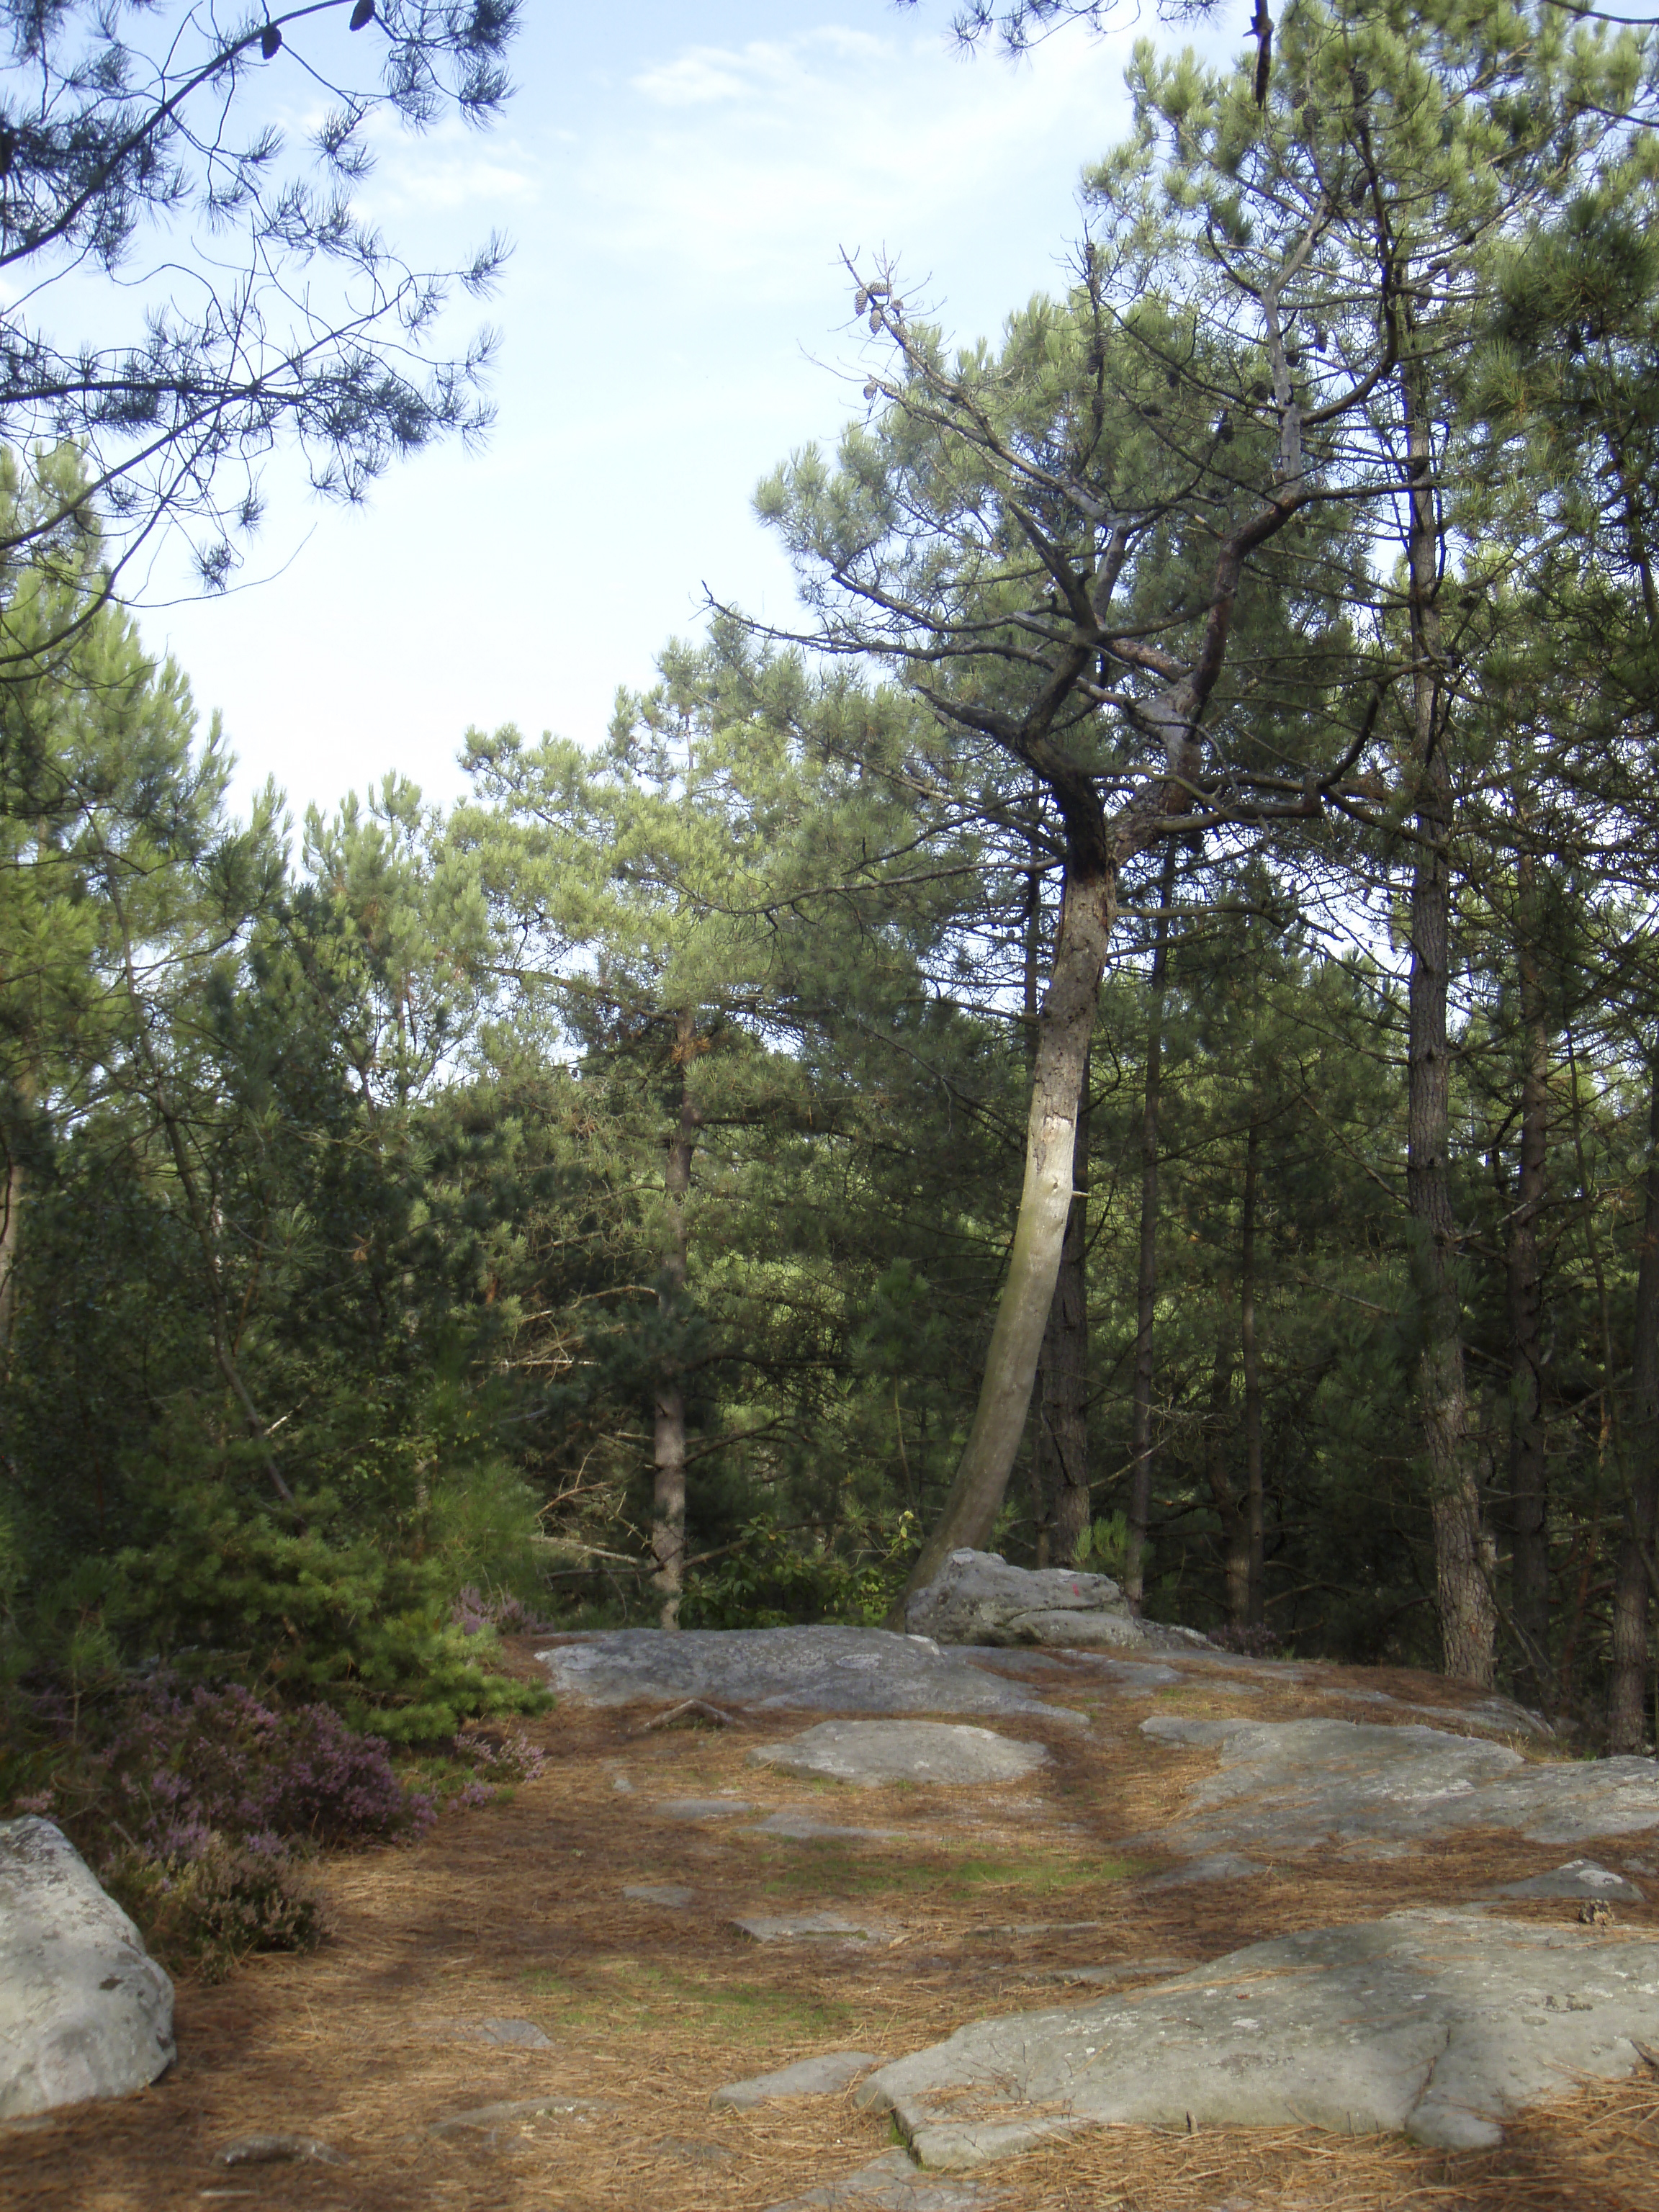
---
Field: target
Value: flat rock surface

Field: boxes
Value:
[1139,1717,1659,1857]
[0,1817,176,2120]
[855,1908,1659,2165]
[624,1883,696,1907]
[750,1721,1051,1789]
[711,2050,882,2110]
[537,1627,1089,1723]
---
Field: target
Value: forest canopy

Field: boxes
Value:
[5,0,1659,1848]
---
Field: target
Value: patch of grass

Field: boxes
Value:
[749,1840,1134,1899]
[518,1959,855,2044]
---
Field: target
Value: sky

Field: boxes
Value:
[137,1,1237,830]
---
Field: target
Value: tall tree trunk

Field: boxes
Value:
[1124,842,1179,1611]
[1506,845,1551,1705]
[1401,351,1496,1688]
[1609,1058,1659,1752]
[1241,1112,1266,1627]
[1039,1060,1092,1568]
[1204,1285,1247,1625]
[898,845,1115,1603]
[652,1011,701,1630]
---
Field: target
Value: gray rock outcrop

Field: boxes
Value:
[536,1625,1087,1723]
[855,1907,1659,2165]
[750,1719,1051,1789]
[0,1817,175,2118]
[1138,1716,1659,1858]
[904,1551,1146,1650]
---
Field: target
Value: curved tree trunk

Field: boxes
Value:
[652,1011,701,1630]
[1124,842,1179,1610]
[898,853,1115,1603]
[1039,1059,1092,1568]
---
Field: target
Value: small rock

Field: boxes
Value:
[624,1884,695,1907]
[428,2095,615,2136]
[765,2144,1007,2209]
[711,2049,882,2110]
[750,1720,1049,1789]
[655,2134,737,2164]
[647,1798,757,1820]
[731,1912,894,1943]
[746,1812,904,1843]
[1143,1852,1267,1888]
[441,2018,550,2047]
[215,2136,346,2167]
[1491,1859,1644,1904]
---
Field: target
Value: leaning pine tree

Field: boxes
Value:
[754,117,1386,1603]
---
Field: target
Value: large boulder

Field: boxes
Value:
[904,1550,1147,1650]
[0,1817,175,2118]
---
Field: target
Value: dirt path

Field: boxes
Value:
[4,1646,1658,2211]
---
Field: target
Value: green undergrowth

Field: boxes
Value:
[521,1959,856,2044]
[747,1838,1136,1898]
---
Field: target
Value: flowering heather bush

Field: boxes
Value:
[446,1725,548,1805]
[102,1836,333,1984]
[1206,1622,1286,1658]
[84,1679,437,1858]
[449,1583,557,1636]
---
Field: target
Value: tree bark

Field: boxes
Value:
[1241,1112,1266,1627]
[1609,1058,1659,1752]
[1039,1059,1092,1568]
[652,1010,701,1631]
[1125,842,1179,1611]
[1506,845,1551,1706]
[899,850,1115,1601]
[1402,353,1496,1689]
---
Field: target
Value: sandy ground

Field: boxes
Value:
[4,1642,1658,2212]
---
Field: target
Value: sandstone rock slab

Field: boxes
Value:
[0,1817,175,2119]
[765,2145,1007,2210]
[1138,1717,1659,1858]
[855,1908,1659,2164]
[537,1626,1087,1724]
[427,2094,616,2139]
[1143,1851,1268,1888]
[625,1883,695,1907]
[750,1721,1049,1789]
[711,2049,882,2110]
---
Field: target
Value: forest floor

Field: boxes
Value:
[5,1640,1659,2212]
